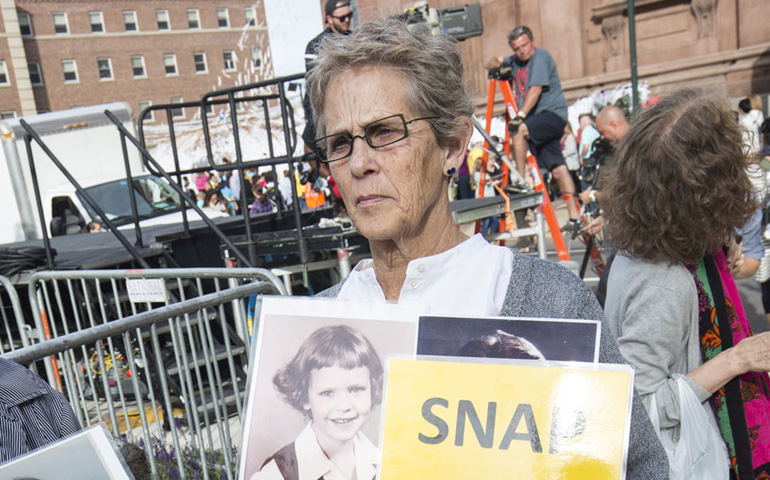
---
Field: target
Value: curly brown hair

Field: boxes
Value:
[602,88,757,265]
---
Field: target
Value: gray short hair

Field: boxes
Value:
[507,25,532,44]
[307,17,473,149]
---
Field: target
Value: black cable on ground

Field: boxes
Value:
[0,246,55,276]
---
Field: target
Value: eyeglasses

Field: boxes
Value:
[331,12,353,22]
[314,114,437,163]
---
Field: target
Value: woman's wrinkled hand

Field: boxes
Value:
[730,332,770,375]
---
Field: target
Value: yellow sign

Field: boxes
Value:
[379,358,633,480]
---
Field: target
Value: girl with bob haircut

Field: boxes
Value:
[251,325,383,480]
[603,88,770,479]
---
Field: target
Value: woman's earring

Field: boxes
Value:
[447,167,456,176]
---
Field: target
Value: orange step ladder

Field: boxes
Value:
[481,76,571,262]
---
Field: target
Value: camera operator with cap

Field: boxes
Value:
[298,0,354,215]
[486,25,580,234]
[302,0,354,154]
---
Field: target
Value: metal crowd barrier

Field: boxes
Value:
[3,268,287,479]
[4,279,279,480]
[0,274,29,354]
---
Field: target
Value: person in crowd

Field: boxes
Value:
[250,185,274,215]
[85,221,103,233]
[561,121,580,196]
[207,171,220,191]
[578,113,600,162]
[0,358,82,464]
[739,96,764,158]
[308,17,667,477]
[602,89,770,479]
[755,118,770,325]
[484,25,580,234]
[473,156,501,236]
[229,168,242,203]
[252,325,381,480]
[202,190,225,214]
[194,171,209,192]
[578,105,631,235]
[277,169,294,209]
[302,0,354,154]
[464,141,484,199]
[182,176,197,199]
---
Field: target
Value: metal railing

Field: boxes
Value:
[26,268,284,380]
[0,274,29,354]
[4,281,274,480]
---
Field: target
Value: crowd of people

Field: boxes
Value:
[4,3,770,480]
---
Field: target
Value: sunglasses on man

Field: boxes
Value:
[331,12,353,22]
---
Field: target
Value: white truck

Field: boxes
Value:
[0,103,220,245]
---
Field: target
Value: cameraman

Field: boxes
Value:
[485,25,581,233]
[578,105,630,234]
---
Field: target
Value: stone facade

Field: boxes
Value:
[0,0,272,120]
[355,0,770,112]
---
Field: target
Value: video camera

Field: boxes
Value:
[404,2,483,41]
[581,138,612,187]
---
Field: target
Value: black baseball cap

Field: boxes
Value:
[325,0,350,16]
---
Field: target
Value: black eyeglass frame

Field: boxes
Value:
[314,114,438,164]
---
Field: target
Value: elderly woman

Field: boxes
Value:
[602,89,770,478]
[308,17,667,477]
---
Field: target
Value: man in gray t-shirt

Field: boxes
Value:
[486,26,579,229]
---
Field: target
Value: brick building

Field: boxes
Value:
[0,0,272,121]
[354,0,770,112]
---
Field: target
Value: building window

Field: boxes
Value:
[216,8,229,28]
[163,54,178,76]
[131,56,146,78]
[61,60,78,83]
[52,12,69,34]
[18,13,33,36]
[138,100,153,122]
[170,97,184,118]
[0,62,8,85]
[28,62,43,85]
[244,7,256,27]
[1,111,16,120]
[186,9,200,29]
[156,10,169,30]
[251,48,262,69]
[97,58,113,80]
[89,11,104,33]
[223,51,236,71]
[123,11,137,32]
[193,52,207,74]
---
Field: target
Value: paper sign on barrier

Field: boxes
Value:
[379,357,634,480]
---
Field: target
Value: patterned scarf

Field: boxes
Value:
[686,250,770,479]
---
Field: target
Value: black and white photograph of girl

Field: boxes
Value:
[239,297,420,480]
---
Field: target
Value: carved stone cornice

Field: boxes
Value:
[591,0,672,21]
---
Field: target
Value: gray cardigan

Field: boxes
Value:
[320,252,669,479]
[604,254,716,443]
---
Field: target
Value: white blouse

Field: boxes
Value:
[338,234,513,316]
